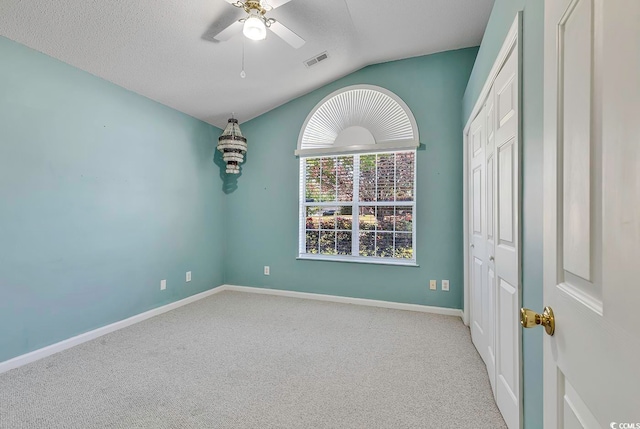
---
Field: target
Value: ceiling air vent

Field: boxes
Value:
[304,51,329,68]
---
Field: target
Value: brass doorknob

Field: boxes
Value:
[520,306,555,336]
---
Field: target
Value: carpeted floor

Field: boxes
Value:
[0,291,506,428]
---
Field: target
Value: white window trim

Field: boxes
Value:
[298,150,417,265]
[296,254,419,267]
[295,140,418,158]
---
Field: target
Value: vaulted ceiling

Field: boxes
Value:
[0,0,494,128]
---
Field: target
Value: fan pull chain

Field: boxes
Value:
[240,38,246,79]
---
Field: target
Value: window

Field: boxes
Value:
[295,85,419,265]
[299,150,416,264]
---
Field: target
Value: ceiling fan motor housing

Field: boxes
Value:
[238,0,268,15]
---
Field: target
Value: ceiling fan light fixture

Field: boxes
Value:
[243,10,267,41]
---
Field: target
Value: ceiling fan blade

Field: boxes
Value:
[213,20,244,41]
[264,0,293,9]
[269,20,305,49]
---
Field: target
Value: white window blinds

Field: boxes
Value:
[299,151,416,263]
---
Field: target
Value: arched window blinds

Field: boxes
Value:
[295,85,419,157]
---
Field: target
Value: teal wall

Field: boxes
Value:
[224,48,478,309]
[0,37,226,363]
[462,2,544,428]
[0,16,543,427]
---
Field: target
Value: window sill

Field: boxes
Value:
[296,254,419,267]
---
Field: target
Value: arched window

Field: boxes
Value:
[297,85,419,265]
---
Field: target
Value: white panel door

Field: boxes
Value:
[493,45,520,429]
[484,86,497,395]
[543,0,640,427]
[469,108,488,365]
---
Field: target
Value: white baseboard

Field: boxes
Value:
[0,285,227,374]
[222,284,464,318]
[1,284,462,374]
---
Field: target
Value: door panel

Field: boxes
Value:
[485,86,497,394]
[469,110,488,365]
[494,45,520,429]
[487,155,495,240]
[562,376,600,429]
[497,277,518,413]
[496,69,517,141]
[544,0,640,427]
[497,79,515,129]
[561,0,593,282]
[486,264,496,391]
[473,256,484,336]
[472,120,483,155]
[498,140,515,245]
[473,167,482,236]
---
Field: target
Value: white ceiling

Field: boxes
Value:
[0,0,494,128]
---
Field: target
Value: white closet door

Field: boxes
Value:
[469,107,488,365]
[466,17,521,429]
[484,86,497,396]
[493,45,520,429]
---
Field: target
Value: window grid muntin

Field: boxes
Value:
[304,203,353,255]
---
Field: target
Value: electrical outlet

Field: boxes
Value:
[160,279,167,290]
[264,266,270,276]
[429,280,437,290]
[442,280,450,291]
[186,271,191,282]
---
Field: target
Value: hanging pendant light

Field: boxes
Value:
[217,118,247,174]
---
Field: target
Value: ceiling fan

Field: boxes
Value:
[212,0,306,49]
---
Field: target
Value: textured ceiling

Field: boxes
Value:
[0,0,494,128]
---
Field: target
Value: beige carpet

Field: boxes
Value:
[0,291,506,428]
